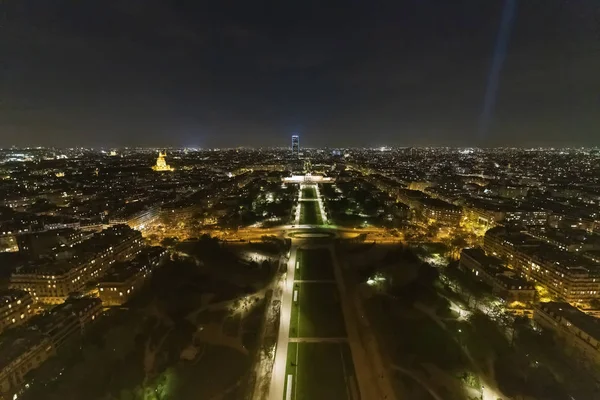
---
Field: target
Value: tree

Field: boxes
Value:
[426,224,440,237]
[160,237,179,248]
[416,262,439,287]
[589,298,600,309]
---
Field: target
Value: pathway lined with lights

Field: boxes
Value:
[266,182,396,400]
[288,337,348,343]
[280,246,357,400]
[267,244,299,400]
[295,183,328,226]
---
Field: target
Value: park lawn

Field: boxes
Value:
[295,342,353,400]
[173,345,250,399]
[302,187,317,200]
[290,283,346,338]
[283,342,299,399]
[299,201,322,225]
[364,295,466,371]
[394,310,466,370]
[295,248,335,281]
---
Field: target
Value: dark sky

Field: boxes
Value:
[1,0,599,148]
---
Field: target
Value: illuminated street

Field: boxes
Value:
[267,184,397,400]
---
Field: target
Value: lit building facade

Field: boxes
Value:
[534,302,600,373]
[484,227,600,305]
[34,297,103,347]
[0,297,102,398]
[98,247,167,306]
[0,290,34,334]
[0,331,54,398]
[460,248,536,304]
[291,135,299,156]
[10,225,143,304]
[16,229,86,257]
[152,151,174,172]
[419,198,462,226]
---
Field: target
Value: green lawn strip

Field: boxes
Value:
[297,283,346,338]
[299,201,322,225]
[302,187,317,200]
[294,249,303,280]
[283,342,299,400]
[296,343,350,400]
[297,248,335,281]
[290,286,300,338]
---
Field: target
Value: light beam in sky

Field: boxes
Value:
[478,0,518,140]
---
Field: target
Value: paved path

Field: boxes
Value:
[293,280,336,283]
[267,244,298,400]
[391,364,445,400]
[332,246,398,400]
[289,337,348,343]
[251,258,287,400]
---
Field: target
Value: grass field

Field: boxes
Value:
[295,248,335,281]
[301,186,317,200]
[284,342,357,400]
[283,246,357,400]
[299,201,322,225]
[290,282,346,338]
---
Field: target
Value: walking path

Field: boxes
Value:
[267,244,298,400]
[331,246,397,400]
[391,364,445,400]
[289,337,348,343]
[414,302,507,400]
[265,184,395,400]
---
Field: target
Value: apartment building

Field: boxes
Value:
[10,225,143,304]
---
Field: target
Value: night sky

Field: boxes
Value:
[1,0,599,148]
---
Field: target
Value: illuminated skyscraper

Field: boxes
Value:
[291,135,299,156]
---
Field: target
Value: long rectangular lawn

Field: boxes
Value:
[299,201,322,225]
[290,282,346,338]
[301,187,317,200]
[284,342,356,400]
[295,248,335,281]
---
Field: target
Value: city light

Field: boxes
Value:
[1,145,598,400]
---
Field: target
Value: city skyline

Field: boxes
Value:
[2,2,600,398]
[1,145,599,399]
[2,0,599,148]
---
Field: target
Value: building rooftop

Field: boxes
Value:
[528,228,600,248]
[462,247,534,289]
[419,197,462,211]
[0,289,31,304]
[521,244,600,275]
[12,225,140,277]
[486,227,543,247]
[30,296,102,334]
[15,259,79,276]
[538,301,600,343]
[494,273,535,290]
[462,247,504,268]
[98,261,145,284]
[0,326,48,368]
